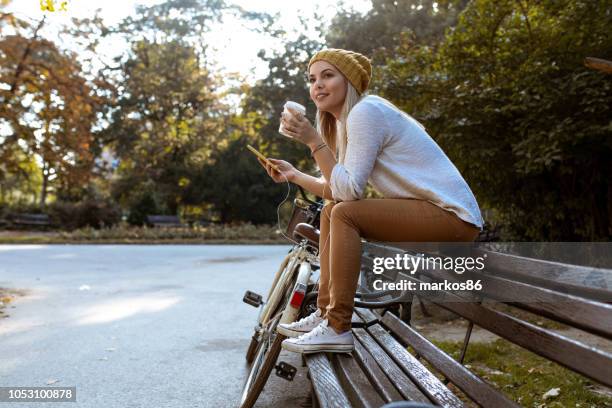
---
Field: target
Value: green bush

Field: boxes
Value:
[48,199,121,230]
[127,191,160,226]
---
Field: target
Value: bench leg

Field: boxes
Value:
[418,296,431,317]
[459,321,474,364]
[458,298,482,366]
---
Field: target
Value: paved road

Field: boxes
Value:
[0,245,311,407]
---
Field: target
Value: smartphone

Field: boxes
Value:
[247,144,280,172]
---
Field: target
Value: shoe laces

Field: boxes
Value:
[298,320,329,341]
[293,310,320,328]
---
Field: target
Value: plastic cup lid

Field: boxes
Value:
[284,101,306,114]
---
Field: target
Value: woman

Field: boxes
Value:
[258,48,483,354]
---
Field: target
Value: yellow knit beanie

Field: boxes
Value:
[308,49,372,94]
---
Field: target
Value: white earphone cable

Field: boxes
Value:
[275,171,299,245]
[272,168,332,256]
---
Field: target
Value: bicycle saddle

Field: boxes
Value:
[292,223,320,250]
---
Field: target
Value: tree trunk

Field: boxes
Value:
[40,162,48,208]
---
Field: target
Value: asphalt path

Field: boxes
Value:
[0,245,311,407]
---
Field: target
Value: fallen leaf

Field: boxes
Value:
[543,387,560,400]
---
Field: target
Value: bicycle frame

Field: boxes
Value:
[257,241,317,327]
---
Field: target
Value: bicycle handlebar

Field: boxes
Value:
[297,185,324,206]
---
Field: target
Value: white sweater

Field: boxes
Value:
[329,95,484,230]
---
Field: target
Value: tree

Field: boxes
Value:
[326,0,469,63]
[106,38,222,214]
[103,0,232,215]
[187,130,287,224]
[379,0,612,240]
[0,6,110,206]
[240,28,325,175]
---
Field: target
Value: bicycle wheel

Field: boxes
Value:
[240,271,297,407]
[245,330,260,365]
[244,251,295,364]
[239,314,286,408]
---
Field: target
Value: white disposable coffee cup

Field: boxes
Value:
[279,101,306,138]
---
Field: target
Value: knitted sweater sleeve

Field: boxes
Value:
[330,101,386,201]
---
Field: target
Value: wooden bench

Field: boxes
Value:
[305,242,612,408]
[5,213,51,229]
[145,215,185,228]
[585,57,612,74]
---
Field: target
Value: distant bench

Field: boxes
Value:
[145,215,185,228]
[305,241,612,408]
[3,213,51,229]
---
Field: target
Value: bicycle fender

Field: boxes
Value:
[280,261,312,325]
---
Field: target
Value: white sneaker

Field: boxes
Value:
[281,320,354,354]
[277,309,324,338]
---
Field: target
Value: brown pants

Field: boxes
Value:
[317,198,480,332]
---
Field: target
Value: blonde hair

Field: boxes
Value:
[315,81,362,164]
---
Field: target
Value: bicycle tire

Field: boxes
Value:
[245,331,260,365]
[240,269,298,407]
[239,332,285,408]
[244,253,297,364]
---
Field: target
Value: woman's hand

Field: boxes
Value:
[280,108,323,148]
[257,157,298,183]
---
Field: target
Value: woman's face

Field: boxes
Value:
[308,60,348,118]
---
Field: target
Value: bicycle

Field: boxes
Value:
[239,188,415,408]
[239,189,323,408]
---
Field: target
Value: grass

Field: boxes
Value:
[422,339,612,407]
[0,223,290,244]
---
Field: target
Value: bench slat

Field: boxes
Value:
[332,353,386,408]
[417,265,612,340]
[467,270,612,339]
[382,313,520,408]
[368,324,464,408]
[354,307,379,326]
[474,248,612,302]
[352,311,365,328]
[353,338,404,403]
[400,274,612,387]
[354,328,431,404]
[306,353,352,408]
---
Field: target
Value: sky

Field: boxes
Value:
[5,0,372,84]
